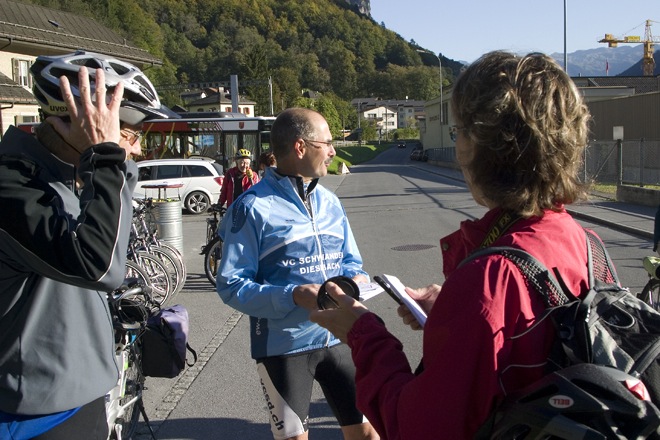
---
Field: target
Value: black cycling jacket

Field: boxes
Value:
[0,125,137,414]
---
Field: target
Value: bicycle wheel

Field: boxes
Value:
[125,261,150,292]
[149,246,185,295]
[639,278,660,311]
[156,242,187,288]
[203,236,223,287]
[135,252,172,305]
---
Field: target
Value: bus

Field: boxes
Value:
[141,113,275,171]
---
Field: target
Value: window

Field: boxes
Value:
[154,165,182,179]
[184,165,212,178]
[15,115,38,125]
[138,166,153,181]
[12,59,32,87]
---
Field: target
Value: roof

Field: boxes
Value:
[0,0,161,66]
[0,71,36,104]
[571,75,660,94]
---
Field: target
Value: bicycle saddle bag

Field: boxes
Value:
[141,304,197,378]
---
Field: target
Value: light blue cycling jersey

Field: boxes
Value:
[216,167,368,359]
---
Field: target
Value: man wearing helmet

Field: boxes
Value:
[218,148,260,208]
[0,51,174,439]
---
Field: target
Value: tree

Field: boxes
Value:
[316,97,341,139]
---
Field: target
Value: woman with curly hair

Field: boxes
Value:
[310,51,604,438]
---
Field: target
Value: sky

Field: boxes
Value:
[370,1,659,64]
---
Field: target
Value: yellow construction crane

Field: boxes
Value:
[599,19,660,76]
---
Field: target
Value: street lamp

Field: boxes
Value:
[563,0,568,72]
[417,49,443,147]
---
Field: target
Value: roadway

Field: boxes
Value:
[135,145,657,439]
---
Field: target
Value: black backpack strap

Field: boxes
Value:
[459,246,571,307]
[186,343,198,367]
[458,234,599,364]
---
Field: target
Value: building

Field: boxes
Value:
[351,98,425,135]
[419,74,660,151]
[184,88,255,116]
[0,0,162,137]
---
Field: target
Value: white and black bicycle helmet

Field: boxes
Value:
[30,51,179,125]
[488,364,660,440]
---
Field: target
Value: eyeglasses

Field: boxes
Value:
[122,128,143,146]
[302,138,334,150]
[449,125,466,142]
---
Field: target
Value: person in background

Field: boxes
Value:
[0,51,177,439]
[258,150,277,177]
[310,51,604,438]
[218,148,260,208]
[216,108,379,440]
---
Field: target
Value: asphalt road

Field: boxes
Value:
[135,146,657,439]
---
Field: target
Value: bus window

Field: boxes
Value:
[141,115,275,170]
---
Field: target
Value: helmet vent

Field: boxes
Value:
[109,62,130,75]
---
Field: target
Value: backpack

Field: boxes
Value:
[141,304,198,378]
[464,230,660,439]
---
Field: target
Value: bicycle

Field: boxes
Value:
[106,279,158,440]
[126,246,172,305]
[640,255,660,311]
[131,198,187,296]
[200,203,226,286]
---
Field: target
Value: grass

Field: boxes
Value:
[328,142,394,174]
[591,183,617,195]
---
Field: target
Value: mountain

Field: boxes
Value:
[551,45,660,77]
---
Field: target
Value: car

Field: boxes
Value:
[409,149,423,161]
[134,157,224,215]
[397,141,407,149]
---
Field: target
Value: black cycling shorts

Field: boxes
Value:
[256,343,366,439]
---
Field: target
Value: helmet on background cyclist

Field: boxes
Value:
[30,51,180,125]
[235,149,252,160]
[488,363,660,439]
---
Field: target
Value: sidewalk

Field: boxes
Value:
[411,162,656,240]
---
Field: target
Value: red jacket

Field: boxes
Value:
[218,166,259,207]
[348,208,602,439]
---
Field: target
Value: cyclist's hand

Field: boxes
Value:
[292,283,323,311]
[397,284,441,331]
[48,66,123,154]
[309,281,370,343]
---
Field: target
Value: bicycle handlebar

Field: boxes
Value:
[110,279,153,302]
[209,204,227,215]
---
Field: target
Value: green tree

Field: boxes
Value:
[316,96,341,139]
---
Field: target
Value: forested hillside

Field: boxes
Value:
[25,0,461,117]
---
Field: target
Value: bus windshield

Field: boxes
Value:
[141,114,274,171]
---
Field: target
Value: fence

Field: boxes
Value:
[425,139,660,187]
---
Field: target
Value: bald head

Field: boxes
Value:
[271,108,326,160]
[270,108,334,180]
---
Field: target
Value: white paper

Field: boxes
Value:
[380,274,427,326]
[358,282,384,301]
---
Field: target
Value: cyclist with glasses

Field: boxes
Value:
[0,51,177,440]
[217,108,378,440]
[218,148,260,208]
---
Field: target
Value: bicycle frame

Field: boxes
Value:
[201,204,225,255]
[106,282,154,440]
